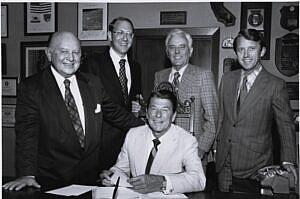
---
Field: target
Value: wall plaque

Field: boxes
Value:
[275,33,299,77]
[160,11,186,25]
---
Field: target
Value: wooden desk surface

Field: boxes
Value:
[3,177,298,199]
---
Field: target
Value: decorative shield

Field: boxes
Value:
[280,5,299,31]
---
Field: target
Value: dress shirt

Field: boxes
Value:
[51,66,86,134]
[237,64,262,100]
[168,64,188,84]
[110,48,132,94]
[147,129,174,194]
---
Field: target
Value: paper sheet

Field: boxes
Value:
[46,184,96,196]
[111,170,133,187]
[46,185,187,199]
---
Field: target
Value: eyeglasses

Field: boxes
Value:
[113,30,134,39]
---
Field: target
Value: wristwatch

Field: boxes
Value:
[161,177,167,192]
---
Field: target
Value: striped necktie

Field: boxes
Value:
[119,59,129,105]
[145,138,161,174]
[172,72,180,92]
[64,79,85,148]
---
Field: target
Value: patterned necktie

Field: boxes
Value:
[64,79,85,148]
[119,59,129,105]
[145,138,161,174]
[237,75,248,113]
[172,72,180,92]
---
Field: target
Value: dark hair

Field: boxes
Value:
[108,17,134,32]
[233,29,266,53]
[147,90,177,113]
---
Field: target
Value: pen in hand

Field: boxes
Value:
[112,177,120,199]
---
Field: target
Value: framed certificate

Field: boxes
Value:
[2,77,18,97]
[2,104,16,127]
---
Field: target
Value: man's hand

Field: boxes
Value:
[282,163,298,185]
[2,176,41,191]
[131,101,142,116]
[128,174,165,194]
[99,170,114,186]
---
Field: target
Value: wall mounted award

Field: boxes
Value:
[280,5,299,31]
[275,33,299,77]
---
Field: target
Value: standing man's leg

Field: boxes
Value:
[218,153,232,192]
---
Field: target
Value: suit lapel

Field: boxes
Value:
[178,64,193,98]
[237,69,269,120]
[134,130,151,175]
[231,71,241,121]
[41,68,81,147]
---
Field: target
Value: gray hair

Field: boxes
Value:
[165,29,193,50]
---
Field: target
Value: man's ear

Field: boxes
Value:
[189,47,194,57]
[45,48,52,62]
[171,112,177,122]
[108,31,112,42]
[260,46,266,58]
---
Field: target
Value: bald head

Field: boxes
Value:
[46,31,82,78]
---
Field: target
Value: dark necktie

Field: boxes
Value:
[145,138,161,174]
[237,75,248,113]
[172,72,180,92]
[119,59,129,105]
[64,79,85,148]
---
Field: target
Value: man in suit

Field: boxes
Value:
[81,17,142,171]
[3,32,143,191]
[154,29,218,170]
[100,90,206,194]
[216,29,297,192]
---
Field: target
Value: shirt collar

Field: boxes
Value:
[149,124,174,143]
[110,47,128,62]
[51,66,76,87]
[171,64,188,77]
[241,63,262,81]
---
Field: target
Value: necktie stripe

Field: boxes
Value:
[64,79,85,148]
[145,138,160,174]
[119,59,129,105]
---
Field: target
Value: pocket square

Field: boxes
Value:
[95,104,101,113]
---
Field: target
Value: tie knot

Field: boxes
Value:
[119,59,126,67]
[153,139,161,148]
[64,79,71,88]
[174,72,180,80]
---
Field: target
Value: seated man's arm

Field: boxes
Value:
[166,136,206,193]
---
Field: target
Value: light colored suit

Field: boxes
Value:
[112,124,206,193]
[154,64,218,155]
[216,68,296,185]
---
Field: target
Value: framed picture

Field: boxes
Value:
[240,2,272,60]
[2,43,7,75]
[1,5,8,37]
[20,41,49,80]
[2,104,16,128]
[78,3,108,41]
[24,2,57,35]
[286,82,299,100]
[2,77,18,97]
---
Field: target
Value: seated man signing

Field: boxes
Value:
[100,90,206,194]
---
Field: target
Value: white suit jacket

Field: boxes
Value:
[112,124,206,193]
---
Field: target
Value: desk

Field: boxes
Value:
[3,177,298,199]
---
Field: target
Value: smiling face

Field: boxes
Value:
[46,32,81,78]
[108,20,134,57]
[235,36,266,72]
[166,33,192,70]
[146,96,176,137]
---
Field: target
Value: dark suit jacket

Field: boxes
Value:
[15,67,143,185]
[80,50,142,170]
[216,68,296,178]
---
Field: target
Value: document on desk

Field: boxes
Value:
[110,170,133,187]
[46,184,96,196]
[92,187,187,199]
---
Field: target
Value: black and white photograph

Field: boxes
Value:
[2,2,299,199]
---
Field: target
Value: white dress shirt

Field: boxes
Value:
[51,66,86,134]
[110,48,132,94]
[168,64,188,84]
